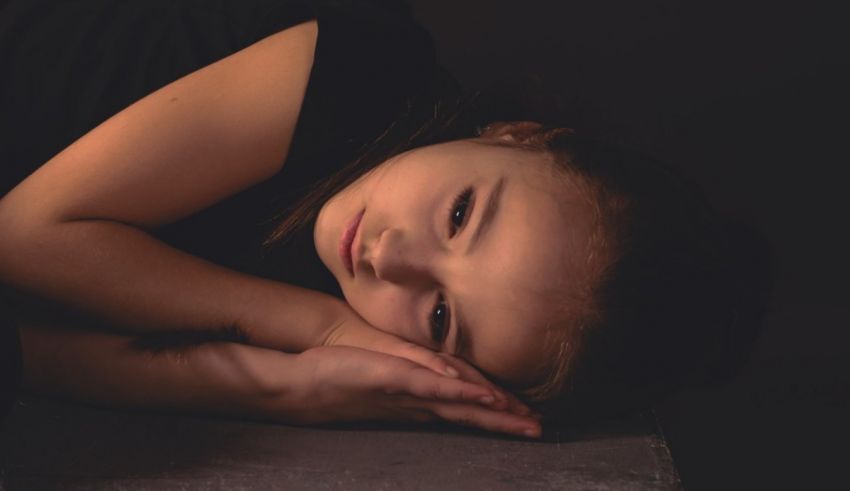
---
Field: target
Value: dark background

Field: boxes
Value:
[407,0,848,489]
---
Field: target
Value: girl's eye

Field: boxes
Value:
[429,295,450,345]
[448,187,474,237]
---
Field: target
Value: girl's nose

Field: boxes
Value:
[365,227,435,286]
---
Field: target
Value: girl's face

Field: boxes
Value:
[314,139,597,386]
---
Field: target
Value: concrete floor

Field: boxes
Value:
[0,396,680,490]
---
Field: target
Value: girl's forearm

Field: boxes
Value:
[19,321,302,421]
[0,219,344,352]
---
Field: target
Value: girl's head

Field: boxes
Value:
[312,122,619,394]
[266,115,771,419]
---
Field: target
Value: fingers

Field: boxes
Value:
[497,390,539,419]
[328,320,459,377]
[395,342,460,378]
[368,343,541,420]
[436,354,538,418]
[388,367,499,406]
[386,390,542,438]
[426,401,542,439]
[442,359,513,411]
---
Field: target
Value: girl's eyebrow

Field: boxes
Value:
[464,176,505,256]
[454,177,506,359]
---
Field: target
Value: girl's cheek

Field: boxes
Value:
[352,290,419,343]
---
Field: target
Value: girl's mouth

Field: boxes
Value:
[339,208,364,277]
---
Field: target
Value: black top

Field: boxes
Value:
[0,0,450,418]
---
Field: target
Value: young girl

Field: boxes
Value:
[0,0,761,437]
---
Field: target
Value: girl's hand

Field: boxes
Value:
[321,310,536,417]
[286,346,542,438]
[323,312,459,377]
[435,352,540,419]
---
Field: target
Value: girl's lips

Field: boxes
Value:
[339,209,364,277]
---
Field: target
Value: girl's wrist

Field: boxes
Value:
[230,276,349,353]
[226,343,308,421]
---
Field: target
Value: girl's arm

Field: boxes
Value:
[18,316,542,438]
[0,17,527,410]
[0,21,336,352]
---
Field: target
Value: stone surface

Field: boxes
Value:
[0,396,679,490]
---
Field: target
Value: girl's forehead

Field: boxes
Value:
[451,176,595,382]
[459,274,573,385]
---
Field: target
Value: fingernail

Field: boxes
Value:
[444,366,460,378]
[479,395,495,405]
[522,428,540,438]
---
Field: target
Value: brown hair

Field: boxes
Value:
[511,125,773,422]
